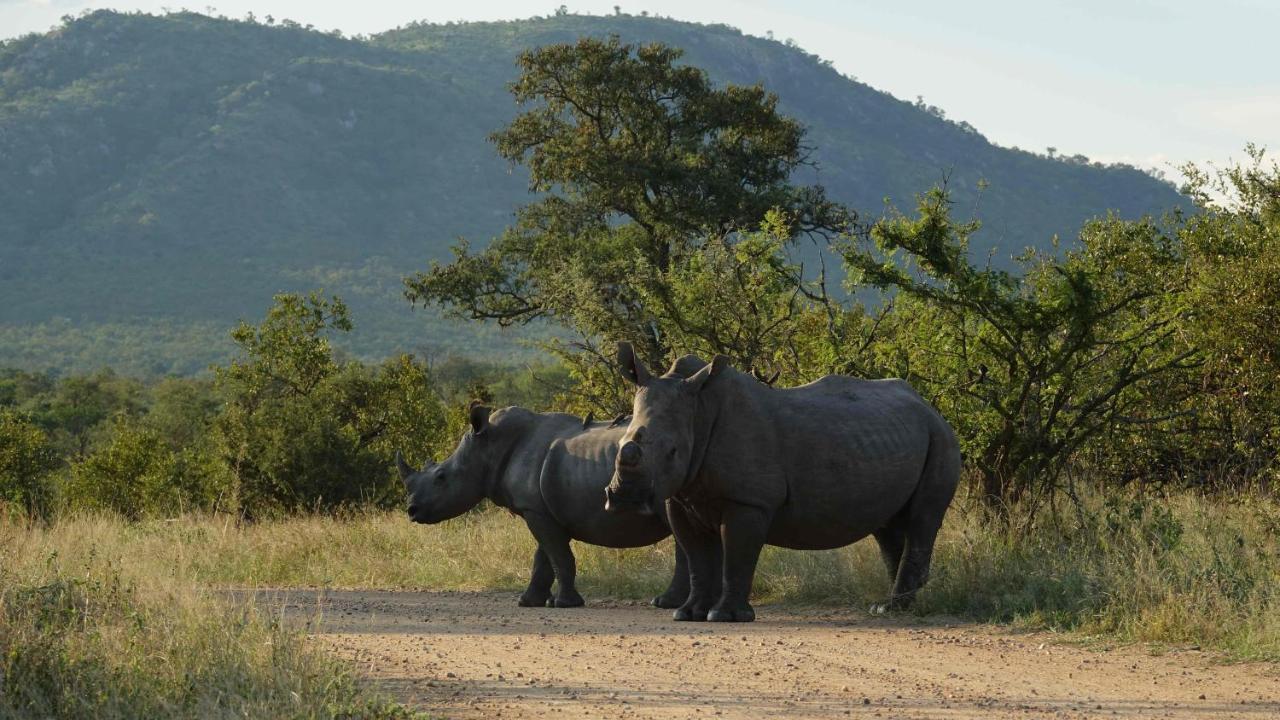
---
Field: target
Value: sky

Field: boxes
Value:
[2,0,1276,180]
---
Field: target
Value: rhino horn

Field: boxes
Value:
[395,451,414,485]
[750,367,781,386]
[617,341,652,386]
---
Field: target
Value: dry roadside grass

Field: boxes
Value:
[0,510,419,719]
[4,489,1277,662]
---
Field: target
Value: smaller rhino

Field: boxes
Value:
[399,403,690,609]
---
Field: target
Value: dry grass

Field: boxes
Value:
[0,511,419,719]
[3,488,1277,679]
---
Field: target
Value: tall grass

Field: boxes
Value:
[0,513,417,719]
[4,489,1278,666]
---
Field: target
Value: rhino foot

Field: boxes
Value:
[673,604,710,622]
[707,604,755,623]
[552,591,585,608]
[518,590,551,607]
[869,598,910,615]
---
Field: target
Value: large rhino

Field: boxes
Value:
[604,344,960,622]
[399,403,689,609]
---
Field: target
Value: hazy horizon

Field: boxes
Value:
[2,0,1276,184]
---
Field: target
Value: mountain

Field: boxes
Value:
[0,10,1187,374]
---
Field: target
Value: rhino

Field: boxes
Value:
[399,403,690,609]
[604,344,960,622]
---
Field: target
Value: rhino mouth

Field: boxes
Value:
[407,505,439,524]
[604,481,655,516]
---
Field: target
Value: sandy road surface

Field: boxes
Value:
[260,590,1278,719]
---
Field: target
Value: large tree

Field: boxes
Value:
[841,190,1198,516]
[404,36,851,372]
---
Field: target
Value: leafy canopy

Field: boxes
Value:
[405,35,850,368]
[841,190,1196,515]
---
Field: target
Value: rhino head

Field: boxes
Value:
[397,402,494,524]
[605,342,728,516]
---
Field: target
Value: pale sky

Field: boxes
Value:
[2,0,1276,180]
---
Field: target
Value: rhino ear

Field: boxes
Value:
[684,354,730,393]
[617,342,652,386]
[468,401,491,436]
[395,451,414,485]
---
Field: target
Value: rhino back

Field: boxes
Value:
[486,409,582,513]
[701,373,946,549]
[540,423,670,548]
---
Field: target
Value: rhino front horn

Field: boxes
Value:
[395,451,414,484]
[618,440,643,468]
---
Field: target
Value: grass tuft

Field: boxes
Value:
[0,525,419,719]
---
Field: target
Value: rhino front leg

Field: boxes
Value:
[652,538,691,609]
[522,512,584,608]
[668,501,721,621]
[708,503,770,622]
[518,548,555,607]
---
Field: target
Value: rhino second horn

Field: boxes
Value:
[395,451,414,484]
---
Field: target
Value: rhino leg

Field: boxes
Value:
[652,539,691,608]
[517,548,555,607]
[870,520,910,614]
[885,512,945,611]
[523,512,585,608]
[880,437,958,612]
[668,502,721,621]
[872,516,909,585]
[708,503,770,622]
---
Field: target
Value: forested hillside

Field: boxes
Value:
[0,10,1186,374]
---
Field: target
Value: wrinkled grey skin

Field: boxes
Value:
[606,344,960,622]
[400,404,690,609]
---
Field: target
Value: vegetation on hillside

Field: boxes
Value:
[0,9,1186,372]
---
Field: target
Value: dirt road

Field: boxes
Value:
[262,589,1278,719]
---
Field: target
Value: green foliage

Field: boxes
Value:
[18,370,144,457]
[214,293,448,517]
[0,11,1185,371]
[1156,147,1280,483]
[406,35,849,369]
[64,416,229,519]
[841,189,1197,512]
[0,409,59,517]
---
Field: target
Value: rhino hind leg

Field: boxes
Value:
[522,512,585,608]
[872,515,909,585]
[518,548,555,607]
[652,540,692,608]
[879,432,961,612]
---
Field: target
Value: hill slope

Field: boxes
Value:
[0,11,1187,374]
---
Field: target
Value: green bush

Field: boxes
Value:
[0,408,59,518]
[63,416,227,519]
[214,293,448,517]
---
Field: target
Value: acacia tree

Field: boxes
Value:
[1113,146,1280,485]
[404,36,851,382]
[842,190,1198,517]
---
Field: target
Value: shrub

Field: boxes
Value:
[62,412,233,518]
[0,408,59,518]
[214,293,448,517]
